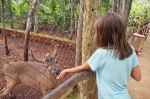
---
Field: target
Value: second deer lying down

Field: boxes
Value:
[0,41,61,98]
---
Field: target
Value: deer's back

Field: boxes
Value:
[4,61,55,89]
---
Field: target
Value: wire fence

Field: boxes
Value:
[0,0,150,99]
[0,0,77,98]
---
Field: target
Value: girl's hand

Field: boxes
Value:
[56,70,68,79]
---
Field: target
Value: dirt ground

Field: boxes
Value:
[0,30,150,99]
[128,36,150,99]
[0,33,76,99]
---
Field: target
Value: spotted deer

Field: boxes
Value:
[0,41,60,98]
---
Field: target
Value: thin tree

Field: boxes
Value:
[24,0,38,61]
[34,0,41,33]
[62,0,67,34]
[69,0,76,40]
[1,0,9,55]
[8,0,14,29]
[75,0,84,67]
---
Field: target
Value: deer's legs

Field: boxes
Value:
[0,80,18,98]
[41,87,48,96]
[0,88,6,94]
[42,90,48,96]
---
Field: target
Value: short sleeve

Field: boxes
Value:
[87,49,103,71]
[132,48,139,68]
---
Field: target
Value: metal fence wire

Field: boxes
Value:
[0,0,77,98]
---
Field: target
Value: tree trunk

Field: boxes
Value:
[24,0,38,61]
[1,0,9,55]
[80,0,100,99]
[34,1,39,33]
[69,0,76,40]
[8,0,14,29]
[112,0,117,12]
[75,0,84,67]
[62,0,67,34]
[124,0,133,26]
[118,0,133,26]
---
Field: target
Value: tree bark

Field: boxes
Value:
[34,2,39,33]
[24,0,38,61]
[80,0,100,99]
[112,0,117,12]
[69,0,76,40]
[62,0,67,34]
[75,0,84,67]
[118,0,133,26]
[1,0,9,55]
[124,0,133,26]
[8,0,14,29]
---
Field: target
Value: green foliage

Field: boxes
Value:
[38,0,72,33]
[129,0,150,27]
[2,0,73,33]
[11,0,28,19]
[100,0,113,15]
[0,22,19,28]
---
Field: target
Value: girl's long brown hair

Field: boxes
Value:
[94,12,133,60]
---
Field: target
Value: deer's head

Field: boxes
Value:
[31,40,60,75]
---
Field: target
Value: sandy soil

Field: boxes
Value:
[128,36,150,99]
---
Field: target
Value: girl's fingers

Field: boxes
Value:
[56,73,63,79]
[56,70,67,79]
[56,75,61,79]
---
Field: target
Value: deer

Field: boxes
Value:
[0,40,61,98]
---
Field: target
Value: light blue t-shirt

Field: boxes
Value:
[87,47,139,99]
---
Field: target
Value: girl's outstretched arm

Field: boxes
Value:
[56,62,91,79]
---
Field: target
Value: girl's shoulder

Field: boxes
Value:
[95,48,111,56]
[96,48,112,53]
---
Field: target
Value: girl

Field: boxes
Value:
[57,12,141,99]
